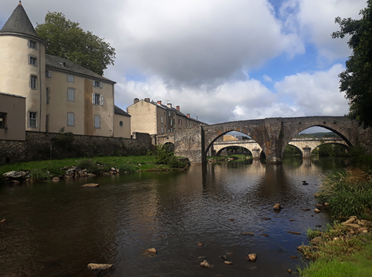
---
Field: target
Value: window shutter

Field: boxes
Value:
[48,71,52,78]
[99,82,103,88]
[92,93,95,104]
[100,95,104,106]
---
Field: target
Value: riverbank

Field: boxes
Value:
[300,167,372,276]
[0,155,189,183]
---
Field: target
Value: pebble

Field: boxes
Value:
[224,261,233,265]
[247,253,257,262]
[273,203,281,210]
[287,231,301,235]
[260,234,269,237]
[0,219,6,223]
[198,242,204,247]
[287,269,292,274]
[314,209,321,213]
[87,263,113,270]
[81,183,99,188]
[200,260,210,268]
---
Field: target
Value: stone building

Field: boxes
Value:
[0,2,130,138]
[127,98,205,135]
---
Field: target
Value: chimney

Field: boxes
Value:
[167,103,172,108]
[157,100,162,105]
[134,98,139,104]
[176,105,180,111]
[187,114,190,118]
[144,98,150,102]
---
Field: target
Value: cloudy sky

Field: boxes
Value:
[0,0,366,126]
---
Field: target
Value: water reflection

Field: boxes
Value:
[0,158,346,277]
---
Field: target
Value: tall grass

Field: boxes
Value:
[317,168,372,220]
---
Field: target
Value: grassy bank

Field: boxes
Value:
[0,154,188,181]
[300,167,372,276]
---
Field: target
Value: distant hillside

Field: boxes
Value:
[296,132,338,138]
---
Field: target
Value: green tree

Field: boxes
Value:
[36,12,115,75]
[332,1,372,128]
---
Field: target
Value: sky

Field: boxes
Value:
[0,0,367,131]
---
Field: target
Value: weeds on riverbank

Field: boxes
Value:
[0,155,188,181]
[300,222,372,277]
[316,168,372,220]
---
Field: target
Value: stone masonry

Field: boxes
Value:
[0,131,151,165]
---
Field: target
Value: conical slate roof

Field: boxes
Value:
[0,2,39,38]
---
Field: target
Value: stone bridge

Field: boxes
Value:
[212,137,348,159]
[153,116,372,164]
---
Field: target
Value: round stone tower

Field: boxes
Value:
[0,1,46,131]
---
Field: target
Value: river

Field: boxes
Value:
[0,157,346,276]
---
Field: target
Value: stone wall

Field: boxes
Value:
[0,131,151,165]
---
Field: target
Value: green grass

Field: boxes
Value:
[0,155,187,179]
[317,169,372,220]
[300,233,372,277]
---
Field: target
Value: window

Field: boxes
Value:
[67,88,75,102]
[30,75,37,89]
[92,93,104,105]
[170,118,173,126]
[45,114,49,132]
[161,126,164,133]
[93,80,103,88]
[67,74,74,83]
[0,113,6,128]
[46,87,50,104]
[29,40,37,49]
[119,121,123,127]
[67,112,75,126]
[29,112,37,128]
[168,111,171,116]
[161,116,163,124]
[45,70,52,78]
[94,115,100,128]
[29,56,37,66]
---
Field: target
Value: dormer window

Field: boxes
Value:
[29,40,37,49]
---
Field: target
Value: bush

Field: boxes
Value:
[167,156,186,168]
[77,159,97,173]
[30,169,50,182]
[154,144,173,164]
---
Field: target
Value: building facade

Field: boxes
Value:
[0,2,130,138]
[127,98,205,135]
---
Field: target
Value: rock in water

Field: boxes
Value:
[273,203,281,210]
[200,260,210,268]
[224,261,233,265]
[314,209,321,213]
[287,231,301,235]
[144,248,157,255]
[87,263,113,270]
[247,253,257,262]
[241,232,254,236]
[81,183,99,188]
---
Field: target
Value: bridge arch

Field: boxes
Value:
[205,129,265,160]
[311,142,349,155]
[215,146,253,157]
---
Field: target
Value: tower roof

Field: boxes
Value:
[0,2,39,38]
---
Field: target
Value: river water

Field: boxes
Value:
[0,158,346,277]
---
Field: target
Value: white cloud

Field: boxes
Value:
[282,0,366,63]
[275,63,349,116]
[263,75,273,82]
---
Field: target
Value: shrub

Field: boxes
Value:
[154,144,173,164]
[77,159,97,173]
[167,156,186,168]
[30,169,50,182]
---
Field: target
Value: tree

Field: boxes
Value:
[36,12,115,75]
[332,1,372,128]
